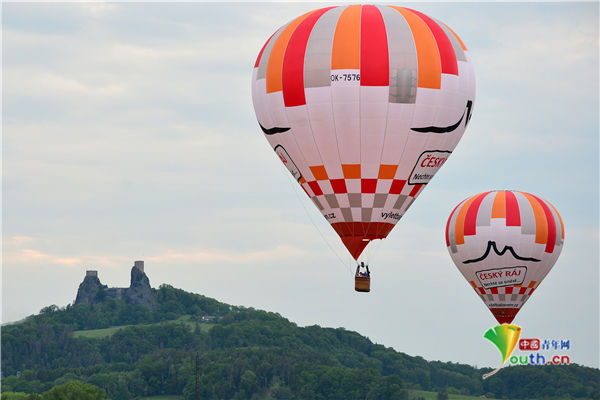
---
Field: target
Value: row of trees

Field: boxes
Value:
[2,381,104,400]
[3,285,599,399]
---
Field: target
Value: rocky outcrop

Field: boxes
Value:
[74,271,108,305]
[125,263,158,309]
[74,261,158,310]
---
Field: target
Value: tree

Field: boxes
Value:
[39,305,59,315]
[4,284,599,400]
[1,393,42,400]
[238,370,259,399]
[42,381,105,400]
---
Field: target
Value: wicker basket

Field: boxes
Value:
[354,276,370,292]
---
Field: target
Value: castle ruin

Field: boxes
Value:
[75,260,158,310]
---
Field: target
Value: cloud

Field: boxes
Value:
[2,236,127,269]
[5,236,34,246]
[146,244,306,265]
[3,236,82,267]
[3,247,81,267]
[10,69,127,98]
[77,3,118,18]
[3,234,305,270]
[473,7,598,111]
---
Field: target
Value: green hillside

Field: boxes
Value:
[2,285,598,399]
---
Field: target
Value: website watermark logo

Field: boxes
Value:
[483,325,571,379]
[482,324,521,379]
[510,338,571,366]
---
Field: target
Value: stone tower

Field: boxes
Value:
[74,260,158,310]
[75,269,107,305]
[134,260,144,273]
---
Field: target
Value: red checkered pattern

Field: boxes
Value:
[294,164,429,259]
[469,280,539,304]
[299,164,426,224]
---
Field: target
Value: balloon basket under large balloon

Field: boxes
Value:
[355,277,370,293]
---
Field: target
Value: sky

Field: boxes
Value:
[2,2,598,370]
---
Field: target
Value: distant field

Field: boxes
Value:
[406,390,584,400]
[73,325,129,339]
[408,390,487,400]
[138,390,486,400]
[73,315,214,339]
[106,390,481,400]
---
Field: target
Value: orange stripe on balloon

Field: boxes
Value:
[309,165,329,181]
[439,21,467,51]
[378,165,398,179]
[520,192,548,245]
[342,164,361,179]
[404,8,457,75]
[445,201,463,246]
[548,202,565,239]
[387,6,441,89]
[266,10,315,94]
[491,191,506,219]
[331,5,361,70]
[454,195,478,245]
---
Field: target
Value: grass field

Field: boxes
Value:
[408,390,488,400]
[126,391,484,400]
[73,315,214,339]
[72,325,130,339]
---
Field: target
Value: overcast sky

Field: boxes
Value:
[2,2,598,370]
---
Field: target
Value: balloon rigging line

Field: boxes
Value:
[283,170,354,277]
[364,237,384,265]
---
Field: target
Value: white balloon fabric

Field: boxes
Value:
[446,190,564,324]
[252,5,476,260]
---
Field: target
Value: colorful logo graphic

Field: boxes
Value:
[482,324,522,379]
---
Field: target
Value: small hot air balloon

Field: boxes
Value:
[251,5,476,289]
[446,191,564,324]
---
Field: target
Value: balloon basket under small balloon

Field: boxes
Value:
[355,277,370,293]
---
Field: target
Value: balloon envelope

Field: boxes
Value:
[446,191,565,324]
[252,5,475,259]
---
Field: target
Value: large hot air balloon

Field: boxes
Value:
[446,191,564,324]
[252,5,475,266]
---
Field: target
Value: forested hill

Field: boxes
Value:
[2,284,599,400]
